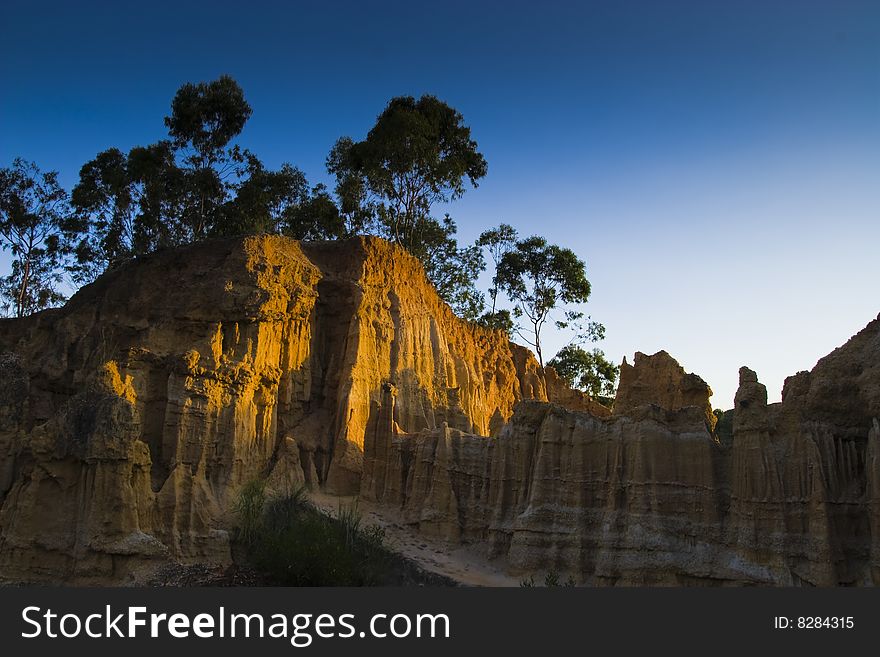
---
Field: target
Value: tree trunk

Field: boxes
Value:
[534,320,543,368]
[16,255,31,318]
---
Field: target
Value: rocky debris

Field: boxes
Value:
[148,562,268,587]
[147,551,457,588]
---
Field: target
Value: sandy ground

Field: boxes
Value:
[310,492,519,587]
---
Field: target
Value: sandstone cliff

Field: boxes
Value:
[0,235,555,582]
[0,235,876,586]
[614,350,716,431]
[363,315,880,585]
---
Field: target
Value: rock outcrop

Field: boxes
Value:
[0,235,562,582]
[0,235,877,586]
[614,350,716,431]
[725,314,880,586]
[364,315,880,585]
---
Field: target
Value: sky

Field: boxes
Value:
[1,0,878,408]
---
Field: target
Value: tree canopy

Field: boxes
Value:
[328,94,487,253]
[221,159,310,236]
[547,345,619,400]
[6,77,615,393]
[164,75,253,168]
[495,235,593,366]
[0,158,77,316]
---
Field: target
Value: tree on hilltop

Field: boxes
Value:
[328,94,487,253]
[495,235,598,367]
[0,158,79,316]
[72,75,326,281]
[547,345,619,399]
[328,95,488,315]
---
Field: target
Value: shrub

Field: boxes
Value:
[234,483,391,586]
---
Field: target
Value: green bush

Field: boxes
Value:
[520,570,577,587]
[234,480,267,548]
[233,483,391,586]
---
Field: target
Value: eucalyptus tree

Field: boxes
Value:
[495,236,594,367]
[0,158,77,316]
[328,94,487,253]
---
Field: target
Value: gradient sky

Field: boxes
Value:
[2,0,878,408]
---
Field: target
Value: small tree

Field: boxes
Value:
[495,236,592,367]
[476,308,515,335]
[0,159,76,317]
[220,158,311,236]
[547,345,619,399]
[281,183,348,241]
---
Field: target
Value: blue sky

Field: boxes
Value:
[2,0,878,407]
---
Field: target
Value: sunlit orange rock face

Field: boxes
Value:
[0,235,553,582]
[0,235,877,585]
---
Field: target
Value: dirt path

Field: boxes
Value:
[310,493,519,587]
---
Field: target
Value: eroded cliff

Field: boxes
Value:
[0,235,876,585]
[0,235,551,582]
[363,317,880,585]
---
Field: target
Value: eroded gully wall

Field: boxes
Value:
[363,324,880,586]
[0,235,545,582]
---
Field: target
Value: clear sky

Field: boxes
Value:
[2,0,878,408]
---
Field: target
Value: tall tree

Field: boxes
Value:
[71,142,184,281]
[327,95,489,314]
[327,94,487,253]
[495,236,593,367]
[70,147,134,280]
[164,74,253,239]
[0,159,76,316]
